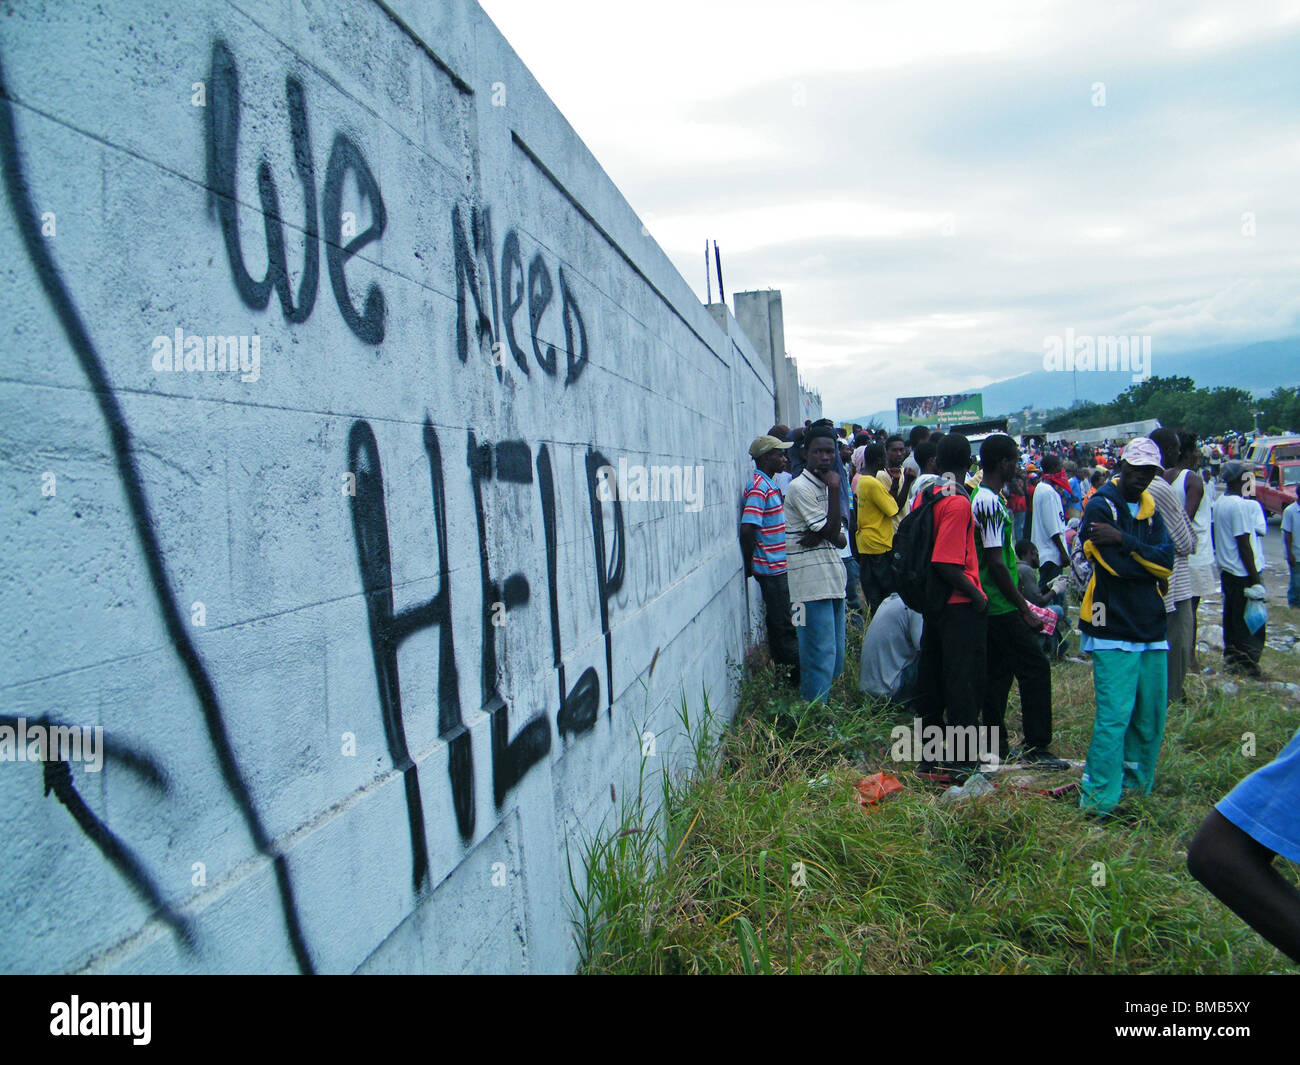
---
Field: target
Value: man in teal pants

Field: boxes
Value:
[1077,437,1175,816]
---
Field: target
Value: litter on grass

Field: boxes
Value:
[1004,775,1081,799]
[939,772,995,802]
[856,772,904,807]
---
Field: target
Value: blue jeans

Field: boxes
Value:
[843,556,863,618]
[797,597,846,703]
[1290,563,1300,609]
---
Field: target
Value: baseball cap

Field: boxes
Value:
[1221,460,1249,483]
[750,435,793,459]
[1120,437,1163,468]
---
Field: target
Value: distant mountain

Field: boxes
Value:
[840,336,1299,427]
[843,409,898,429]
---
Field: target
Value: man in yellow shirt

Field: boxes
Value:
[856,444,899,617]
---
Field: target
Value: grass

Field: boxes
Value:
[573,603,1300,974]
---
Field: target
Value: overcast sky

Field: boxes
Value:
[479,0,1300,420]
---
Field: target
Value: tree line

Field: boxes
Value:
[1040,377,1300,437]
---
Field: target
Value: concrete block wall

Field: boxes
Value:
[800,376,824,424]
[733,288,818,428]
[0,0,775,973]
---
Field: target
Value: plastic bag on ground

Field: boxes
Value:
[856,772,904,808]
[939,772,994,803]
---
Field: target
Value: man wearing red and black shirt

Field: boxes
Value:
[914,434,988,770]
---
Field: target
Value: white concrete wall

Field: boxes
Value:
[733,289,818,428]
[0,0,774,973]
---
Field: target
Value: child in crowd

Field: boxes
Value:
[1016,540,1068,659]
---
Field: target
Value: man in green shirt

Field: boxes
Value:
[971,434,1061,764]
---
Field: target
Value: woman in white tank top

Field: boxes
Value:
[1176,468,1217,578]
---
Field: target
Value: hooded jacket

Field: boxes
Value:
[1079,478,1175,643]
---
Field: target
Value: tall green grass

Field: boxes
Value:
[573,606,1300,974]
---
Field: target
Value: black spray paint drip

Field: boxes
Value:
[0,54,315,974]
[0,714,195,949]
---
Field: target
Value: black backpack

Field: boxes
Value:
[889,483,953,616]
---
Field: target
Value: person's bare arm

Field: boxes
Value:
[1236,532,1261,585]
[797,472,845,548]
[890,469,913,508]
[1184,474,1203,524]
[1051,533,1068,566]
[984,554,1043,630]
[1188,810,1300,964]
[818,470,845,547]
[934,562,986,611]
[739,524,758,579]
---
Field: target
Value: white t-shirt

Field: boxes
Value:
[784,470,848,603]
[858,593,924,698]
[1213,494,1263,578]
[1031,483,1067,565]
[1282,502,1300,565]
[907,472,941,511]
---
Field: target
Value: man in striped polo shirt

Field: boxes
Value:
[1147,428,1198,702]
[741,435,800,689]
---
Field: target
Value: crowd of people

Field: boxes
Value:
[740,417,1300,963]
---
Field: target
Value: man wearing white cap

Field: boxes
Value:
[741,435,800,689]
[1077,436,1175,817]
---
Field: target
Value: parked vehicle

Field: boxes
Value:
[1245,435,1300,517]
[1254,460,1300,517]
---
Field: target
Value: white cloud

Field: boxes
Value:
[480,0,1300,418]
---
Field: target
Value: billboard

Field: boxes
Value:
[895,392,984,428]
